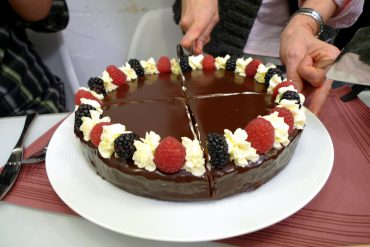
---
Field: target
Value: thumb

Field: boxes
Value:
[285,61,304,92]
[307,79,332,115]
[298,54,327,87]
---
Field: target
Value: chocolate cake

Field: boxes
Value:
[73,55,306,201]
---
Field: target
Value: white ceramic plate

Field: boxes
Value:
[46,111,333,242]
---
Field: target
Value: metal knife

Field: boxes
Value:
[323,27,370,86]
[0,113,37,200]
[176,44,186,82]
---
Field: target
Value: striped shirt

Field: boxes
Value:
[0,0,69,117]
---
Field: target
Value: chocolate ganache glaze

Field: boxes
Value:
[75,57,305,201]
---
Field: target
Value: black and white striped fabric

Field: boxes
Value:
[0,0,69,117]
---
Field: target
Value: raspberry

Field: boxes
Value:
[179,56,192,72]
[88,77,107,96]
[280,90,301,108]
[207,133,229,169]
[74,104,96,131]
[264,67,284,87]
[245,59,262,78]
[225,56,237,71]
[128,59,145,77]
[202,54,215,71]
[90,122,111,147]
[157,56,171,73]
[270,107,294,134]
[245,118,275,154]
[114,132,140,159]
[272,81,295,101]
[106,65,127,86]
[74,89,101,106]
[154,137,186,174]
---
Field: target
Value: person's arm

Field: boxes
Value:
[9,0,53,22]
[280,0,342,115]
[179,0,219,54]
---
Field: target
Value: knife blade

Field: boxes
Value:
[0,113,37,200]
[325,27,370,86]
[176,44,186,82]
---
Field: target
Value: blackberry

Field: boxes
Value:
[179,56,192,73]
[88,77,107,96]
[264,68,284,87]
[207,133,229,169]
[128,59,145,77]
[114,132,140,159]
[74,104,96,130]
[225,56,237,71]
[280,90,301,108]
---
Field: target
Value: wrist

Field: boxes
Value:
[286,14,318,37]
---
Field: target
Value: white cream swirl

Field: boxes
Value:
[132,131,161,172]
[235,57,252,77]
[267,74,283,94]
[77,98,103,113]
[170,58,181,75]
[261,112,290,149]
[215,55,230,70]
[188,54,204,70]
[98,124,128,159]
[120,63,138,81]
[224,128,259,167]
[80,110,110,141]
[275,85,298,103]
[140,57,159,75]
[278,101,306,129]
[101,70,118,92]
[78,87,104,100]
[181,137,206,176]
[254,63,268,83]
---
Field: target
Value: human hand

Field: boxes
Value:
[280,15,340,115]
[179,0,219,54]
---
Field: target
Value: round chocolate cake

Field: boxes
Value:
[73,54,306,201]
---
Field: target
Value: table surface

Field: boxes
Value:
[0,113,229,247]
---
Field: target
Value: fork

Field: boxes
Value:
[6,144,48,166]
[0,113,37,199]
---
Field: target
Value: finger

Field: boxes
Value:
[285,59,305,92]
[193,22,214,54]
[181,22,208,51]
[298,54,326,87]
[307,79,332,115]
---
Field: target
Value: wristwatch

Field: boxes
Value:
[294,8,324,37]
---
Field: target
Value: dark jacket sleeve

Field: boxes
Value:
[16,0,69,33]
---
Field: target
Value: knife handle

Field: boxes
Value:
[15,113,37,148]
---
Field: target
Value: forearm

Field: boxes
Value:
[9,0,53,22]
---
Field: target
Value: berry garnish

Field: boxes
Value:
[157,56,171,73]
[154,136,186,174]
[179,55,192,72]
[245,118,275,154]
[74,89,101,105]
[128,59,145,77]
[264,67,284,87]
[272,81,295,101]
[114,132,140,159]
[202,54,215,71]
[280,90,301,108]
[245,59,262,78]
[206,133,229,169]
[225,56,237,72]
[88,77,107,96]
[106,65,127,86]
[90,122,111,147]
[270,107,294,134]
[74,104,96,131]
